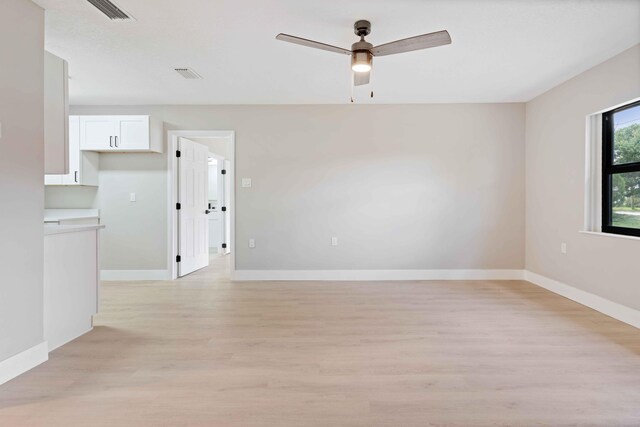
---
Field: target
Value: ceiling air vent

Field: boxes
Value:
[174,68,203,79]
[87,0,132,20]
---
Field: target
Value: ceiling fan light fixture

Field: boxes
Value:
[351,51,372,73]
[276,21,452,90]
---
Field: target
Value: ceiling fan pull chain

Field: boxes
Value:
[350,72,355,102]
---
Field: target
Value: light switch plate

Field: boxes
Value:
[241,178,252,188]
[130,192,136,202]
[331,237,338,246]
[561,242,567,254]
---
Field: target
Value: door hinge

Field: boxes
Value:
[221,206,227,212]
[176,255,181,263]
[176,150,181,157]
[221,243,227,249]
[221,169,226,175]
[176,203,181,210]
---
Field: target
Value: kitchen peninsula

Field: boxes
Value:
[44,223,104,351]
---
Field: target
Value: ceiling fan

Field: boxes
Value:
[276,20,451,88]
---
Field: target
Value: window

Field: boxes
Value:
[602,100,640,237]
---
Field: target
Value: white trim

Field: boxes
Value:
[167,130,236,281]
[0,342,48,386]
[583,113,602,232]
[524,271,640,328]
[100,270,170,281]
[233,269,525,281]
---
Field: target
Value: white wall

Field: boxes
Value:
[98,152,168,270]
[45,186,98,208]
[526,44,640,310]
[58,104,525,272]
[0,0,45,361]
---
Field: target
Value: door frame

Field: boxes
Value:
[167,130,236,280]
[207,152,226,254]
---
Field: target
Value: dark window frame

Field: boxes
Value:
[602,100,640,237]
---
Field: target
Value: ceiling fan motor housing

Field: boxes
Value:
[352,21,373,72]
[354,20,371,37]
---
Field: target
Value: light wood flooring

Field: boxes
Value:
[1,255,639,426]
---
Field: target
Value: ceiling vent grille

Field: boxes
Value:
[174,68,203,79]
[87,0,132,20]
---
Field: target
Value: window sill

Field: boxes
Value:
[579,230,640,242]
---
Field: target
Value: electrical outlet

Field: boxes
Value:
[241,178,252,188]
[331,237,338,246]
[129,192,136,202]
[561,243,567,254]
[248,238,255,248]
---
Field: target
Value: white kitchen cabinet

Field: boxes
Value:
[79,115,163,153]
[79,116,115,151]
[44,51,69,175]
[45,116,99,186]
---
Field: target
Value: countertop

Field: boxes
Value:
[44,224,105,236]
[44,209,100,222]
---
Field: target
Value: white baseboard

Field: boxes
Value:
[524,271,640,329]
[0,341,48,386]
[100,270,170,281]
[233,269,525,281]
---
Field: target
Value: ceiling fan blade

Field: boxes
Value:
[276,34,352,55]
[354,70,370,86]
[370,30,451,57]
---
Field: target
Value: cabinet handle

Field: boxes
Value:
[110,136,113,147]
[74,171,78,183]
[115,136,118,147]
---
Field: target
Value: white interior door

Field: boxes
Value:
[178,138,209,277]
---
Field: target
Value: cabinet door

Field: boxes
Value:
[62,116,81,185]
[80,116,116,150]
[115,116,149,150]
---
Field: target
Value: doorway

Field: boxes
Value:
[207,152,231,257]
[167,130,235,279]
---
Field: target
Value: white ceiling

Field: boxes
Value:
[34,0,640,105]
